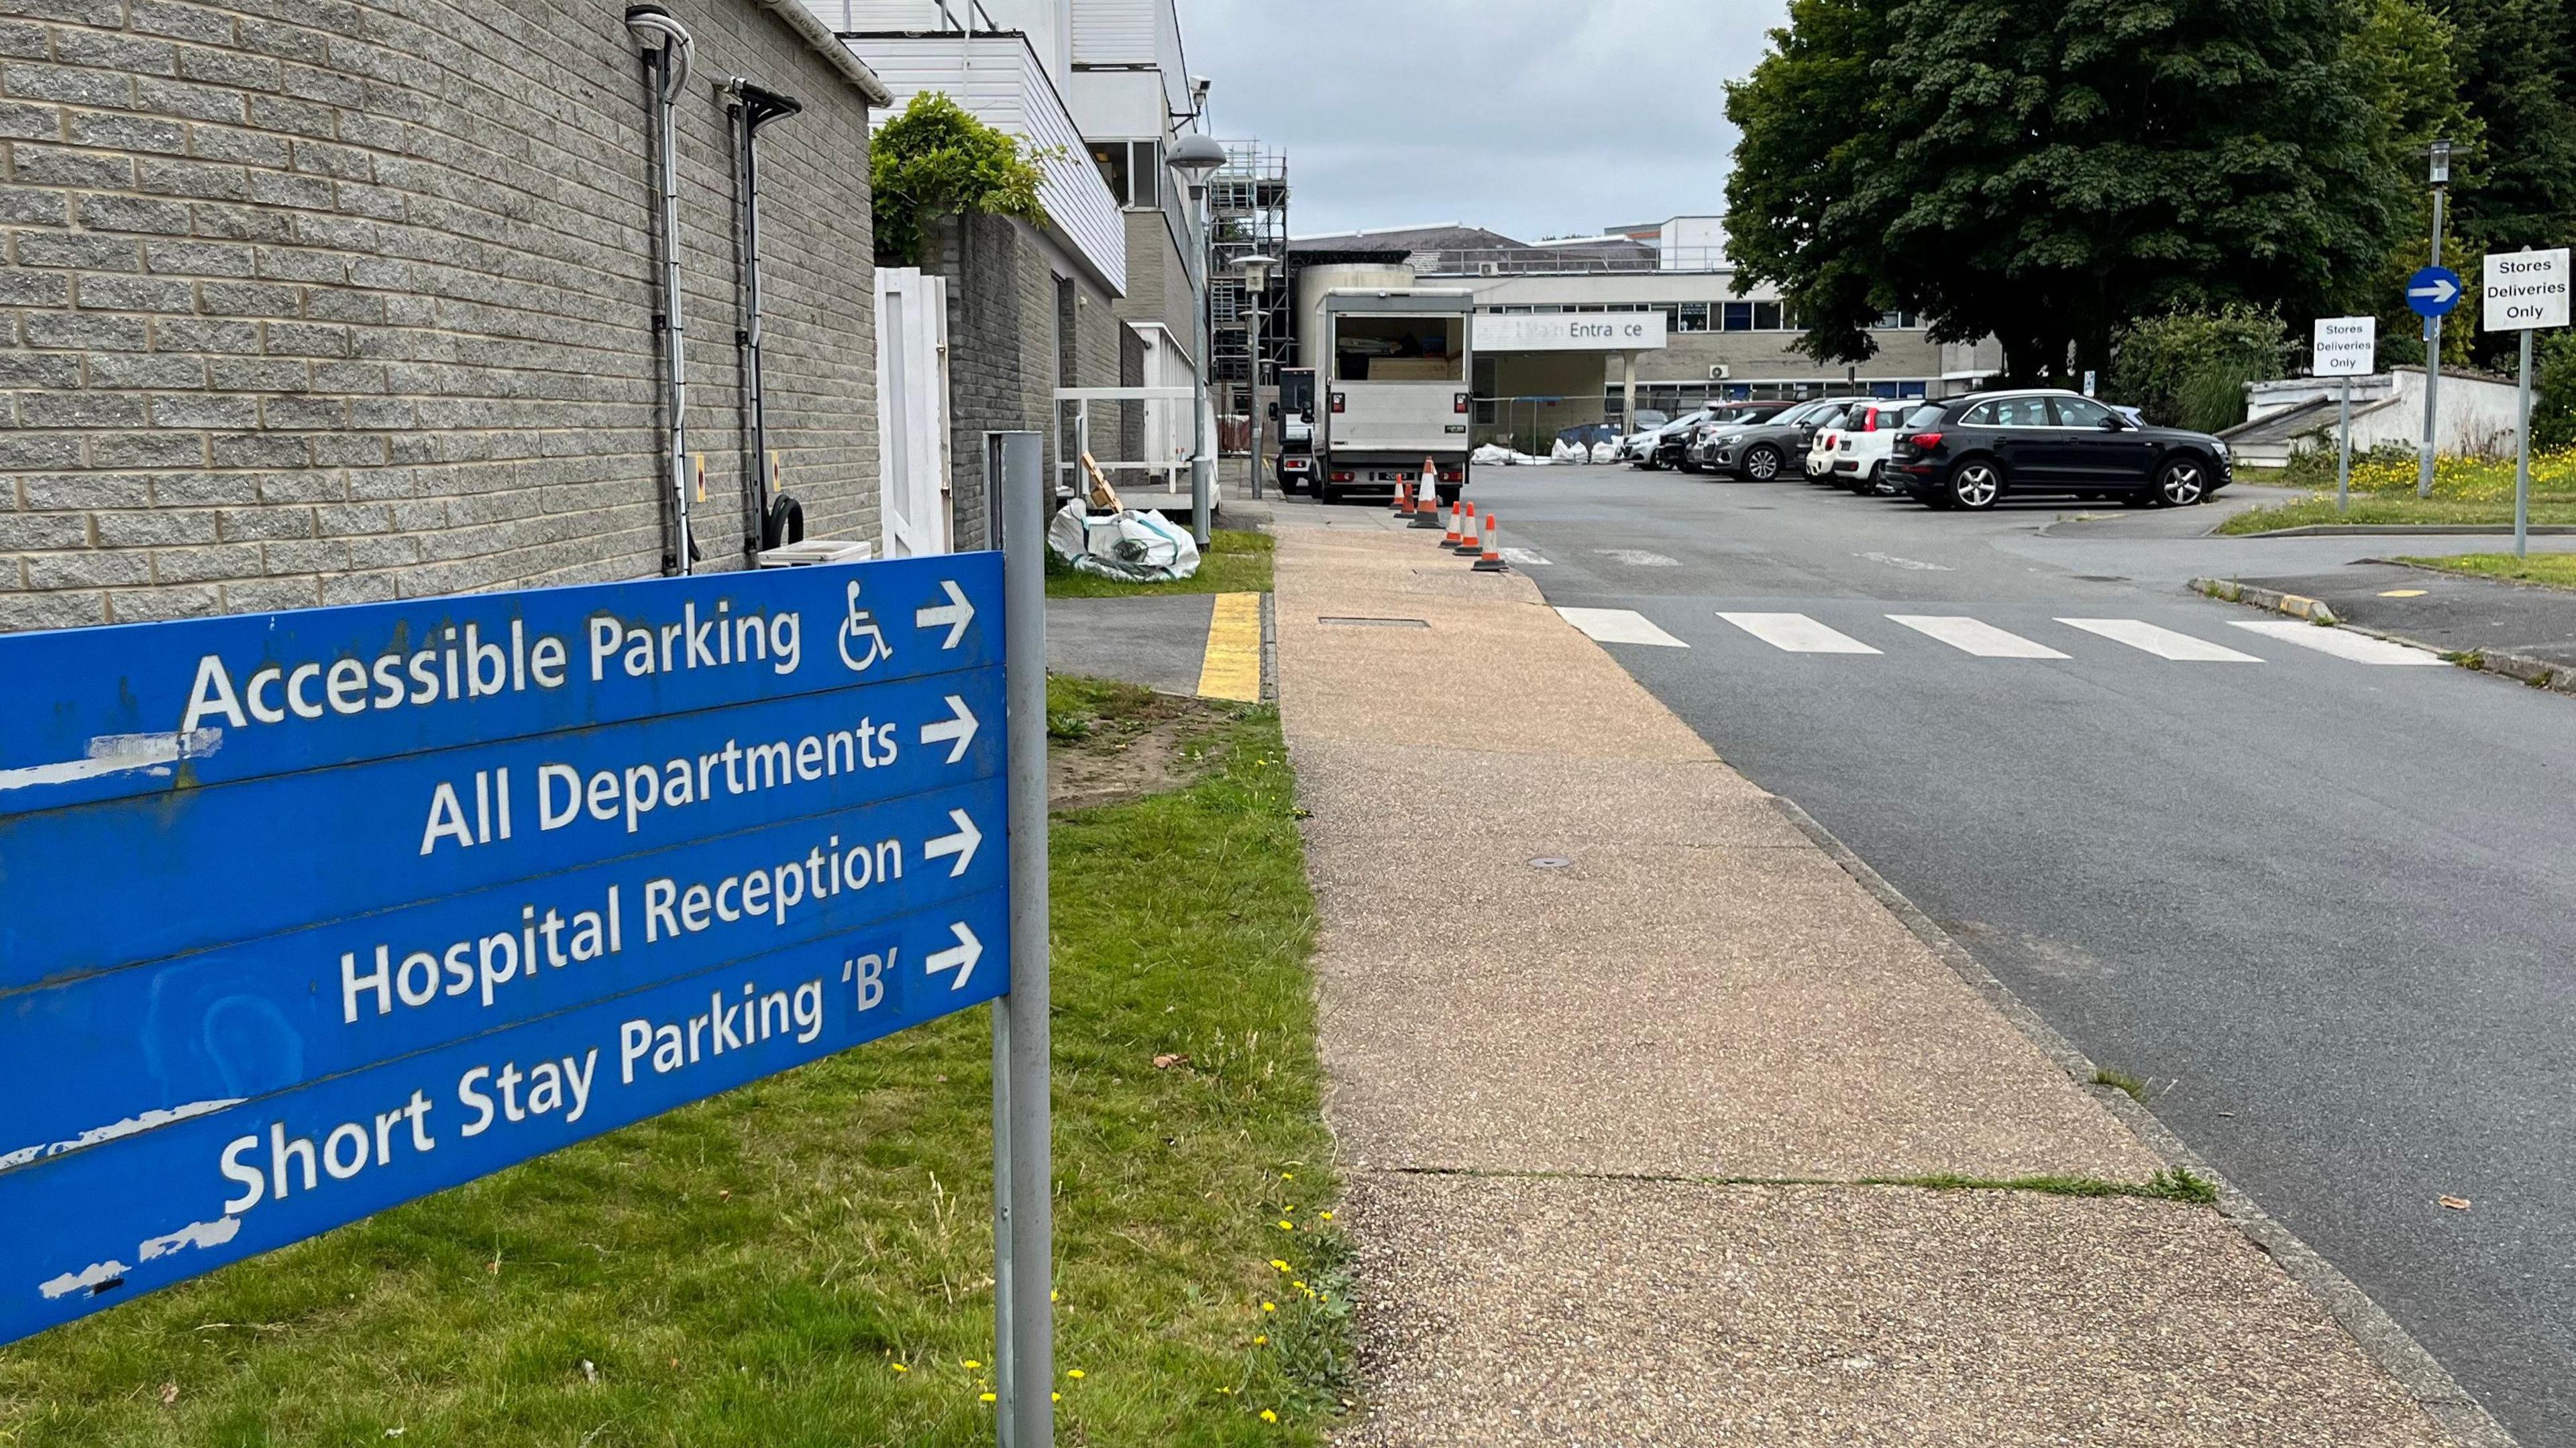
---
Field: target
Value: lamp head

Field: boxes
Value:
[2430,137,2451,187]
[1168,133,1227,177]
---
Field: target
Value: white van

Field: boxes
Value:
[1318,289,1474,505]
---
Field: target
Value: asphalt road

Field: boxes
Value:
[1305,467,2576,1444]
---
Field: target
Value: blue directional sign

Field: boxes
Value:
[0,555,1008,1345]
[2408,265,2465,318]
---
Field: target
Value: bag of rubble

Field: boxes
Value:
[1047,498,1202,583]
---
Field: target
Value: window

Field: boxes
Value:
[1129,140,1159,208]
[1971,395,2051,427]
[1874,311,1921,329]
[1089,143,1129,204]
[1902,403,1946,429]
[1678,303,1710,333]
[1089,140,1161,208]
[1722,301,1754,331]
[1753,300,1783,330]
[2050,396,2112,428]
[1331,313,1465,383]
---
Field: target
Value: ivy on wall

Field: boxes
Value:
[871,92,1050,268]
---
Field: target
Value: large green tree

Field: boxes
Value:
[1727,0,2405,382]
[2442,0,2576,253]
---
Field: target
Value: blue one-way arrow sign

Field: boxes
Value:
[2408,265,2464,318]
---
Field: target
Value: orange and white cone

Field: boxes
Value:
[1474,512,1508,571]
[1453,505,1483,555]
[1440,500,1462,547]
[1392,478,1413,516]
[1411,478,1446,528]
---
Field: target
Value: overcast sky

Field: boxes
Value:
[1187,0,1789,241]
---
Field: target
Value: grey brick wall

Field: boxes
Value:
[0,0,881,632]
[928,210,1116,549]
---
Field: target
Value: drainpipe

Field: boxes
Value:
[627,5,698,575]
[727,78,804,558]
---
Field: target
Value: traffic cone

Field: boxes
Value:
[1453,506,1483,555]
[1392,478,1412,516]
[1410,485,1445,528]
[1474,513,1508,572]
[1440,500,1462,547]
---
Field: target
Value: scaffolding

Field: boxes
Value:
[1210,140,1289,425]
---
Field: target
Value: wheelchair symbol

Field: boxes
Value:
[837,579,892,672]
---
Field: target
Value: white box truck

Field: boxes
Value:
[1318,288,1474,506]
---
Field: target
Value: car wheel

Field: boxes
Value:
[1946,459,2004,510]
[2152,456,2208,507]
[1743,445,1782,481]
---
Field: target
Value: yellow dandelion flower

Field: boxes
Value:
[1276,1219,1293,1230]
[1260,1409,1279,1423]
[1049,1290,1059,1302]
[979,1392,997,1403]
[963,1359,983,1370]
[890,1363,910,1374]
[1270,1259,1289,1272]
[1218,1386,1236,1396]
[1292,1280,1307,1292]
[1067,1369,1086,1380]
[1281,1172,1295,1180]
[1052,1392,1062,1402]
[1253,1335,1268,1345]
[1260,1300,1277,1313]
[1318,1211,1334,1222]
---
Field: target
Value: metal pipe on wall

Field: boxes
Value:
[627,5,698,575]
[727,78,804,559]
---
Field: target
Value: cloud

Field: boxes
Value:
[1187,0,1788,240]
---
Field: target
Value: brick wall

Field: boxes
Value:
[0,0,882,632]
[930,209,1116,549]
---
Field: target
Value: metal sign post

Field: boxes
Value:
[990,431,1053,1448]
[2314,316,2375,514]
[0,528,1032,1397]
[2483,247,2570,558]
[2418,139,2455,498]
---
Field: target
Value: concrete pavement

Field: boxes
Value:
[1273,500,2487,1445]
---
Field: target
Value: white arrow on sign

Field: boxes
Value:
[925,922,983,989]
[916,580,974,649]
[919,693,979,763]
[2409,276,2459,304]
[924,808,982,877]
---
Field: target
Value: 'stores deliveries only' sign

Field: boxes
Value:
[0,555,1006,1343]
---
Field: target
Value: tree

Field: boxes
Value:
[1726,0,2405,383]
[2104,306,2292,431]
[2442,0,2576,254]
[2346,0,2480,367]
[869,93,1049,268]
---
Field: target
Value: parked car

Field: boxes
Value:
[1885,389,2232,510]
[1674,400,1794,471]
[1804,402,1857,480]
[1826,400,1913,494]
[1634,406,1727,470]
[1693,397,1843,480]
[1612,410,1672,462]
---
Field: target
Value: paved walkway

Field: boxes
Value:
[1273,500,2493,1445]
[2235,560,2576,670]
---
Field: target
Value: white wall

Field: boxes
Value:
[810,0,1070,82]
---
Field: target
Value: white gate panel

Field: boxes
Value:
[875,267,953,557]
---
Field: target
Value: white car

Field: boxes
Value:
[1805,401,1857,480]
[1828,401,1915,493]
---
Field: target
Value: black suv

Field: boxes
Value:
[1885,390,2231,510]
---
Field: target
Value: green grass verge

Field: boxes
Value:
[2222,443,2576,533]
[1045,530,1273,599]
[2216,494,2576,534]
[0,684,1346,1447]
[2390,552,2576,591]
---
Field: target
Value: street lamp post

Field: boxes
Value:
[1237,253,1275,503]
[2420,137,2451,498]
[1168,132,1227,549]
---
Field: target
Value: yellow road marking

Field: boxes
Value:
[1196,592,1263,702]
[2380,588,2428,598]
